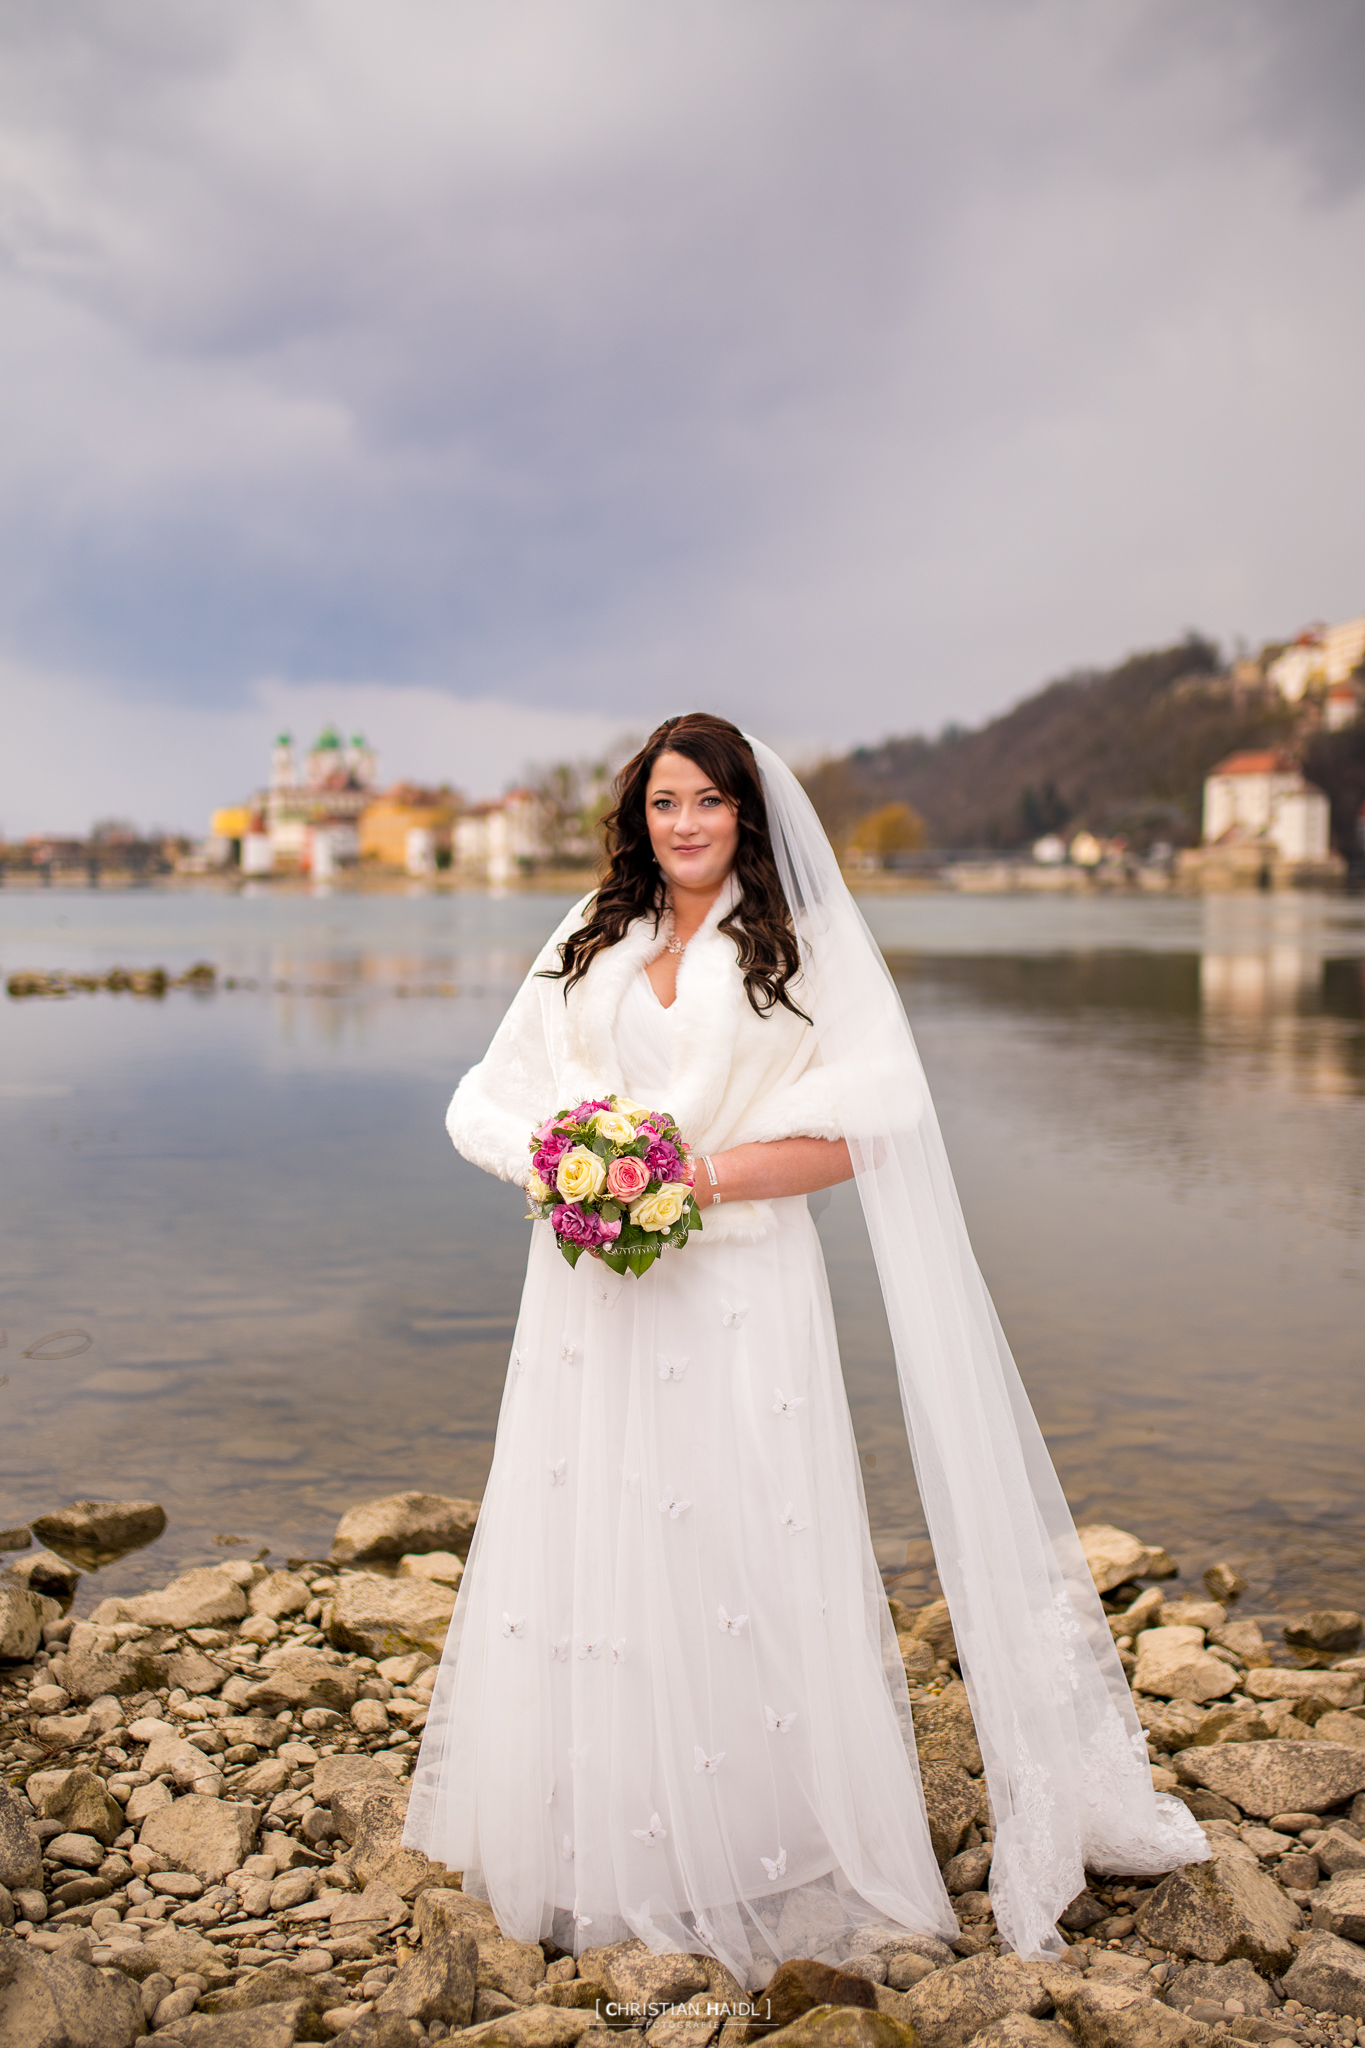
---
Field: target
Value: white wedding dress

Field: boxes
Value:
[406,965,959,1981]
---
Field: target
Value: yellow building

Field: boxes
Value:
[359,786,459,869]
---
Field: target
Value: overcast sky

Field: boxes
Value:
[3,0,1363,833]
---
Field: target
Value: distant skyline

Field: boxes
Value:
[2,1,1364,834]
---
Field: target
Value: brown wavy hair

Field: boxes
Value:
[542,713,808,1020]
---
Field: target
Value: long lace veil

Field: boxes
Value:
[746,735,1207,1958]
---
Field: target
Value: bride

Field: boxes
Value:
[404,714,1204,1982]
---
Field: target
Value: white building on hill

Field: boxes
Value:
[1267,615,1365,702]
[1202,751,1330,863]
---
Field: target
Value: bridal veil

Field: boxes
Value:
[746,735,1207,1959]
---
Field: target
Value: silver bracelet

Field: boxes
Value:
[701,1155,722,1206]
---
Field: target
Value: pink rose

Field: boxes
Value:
[607,1155,650,1201]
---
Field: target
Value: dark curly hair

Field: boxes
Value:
[542,713,808,1020]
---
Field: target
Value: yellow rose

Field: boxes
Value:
[592,1110,637,1146]
[526,1168,553,1205]
[629,1181,690,1234]
[613,1098,650,1123]
[556,1145,607,1201]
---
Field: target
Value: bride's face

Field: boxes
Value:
[645,750,740,897]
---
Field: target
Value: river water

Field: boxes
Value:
[2,884,1362,1619]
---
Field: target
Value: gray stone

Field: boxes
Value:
[907,1600,958,1667]
[234,1758,291,1799]
[4,1549,82,1600]
[1049,1977,1212,2048]
[969,2023,1076,2048]
[48,1831,107,1870]
[176,2005,310,2048]
[247,1572,312,1620]
[343,1788,451,1900]
[196,1960,341,2030]
[899,1953,1051,2048]
[0,1582,47,1661]
[942,1845,992,1897]
[413,1887,499,1944]
[28,1766,126,1844]
[0,1524,32,1549]
[329,1878,410,1937]
[1243,1670,1364,1710]
[138,1794,260,1882]
[1164,1960,1278,2014]
[912,1682,982,1777]
[476,1933,551,2004]
[1315,1826,1365,1877]
[1134,1843,1300,1968]
[395,1551,465,1586]
[1282,1611,1363,1658]
[327,1573,456,1660]
[120,1570,248,1631]
[154,1987,202,2030]
[30,1499,166,1561]
[1133,1629,1237,1706]
[1203,1564,1248,1604]
[242,1652,364,1715]
[312,1753,405,1805]
[330,1492,480,1566]
[0,1935,148,2048]
[1280,1929,1365,2020]
[374,1927,478,2027]
[110,1930,224,1983]
[1172,1741,1365,1818]
[0,1780,44,1890]
[1078,1526,1151,1595]
[1311,1873,1365,1942]
[1313,1713,1365,1753]
[918,1762,979,1865]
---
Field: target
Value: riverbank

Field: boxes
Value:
[3,1497,1365,2048]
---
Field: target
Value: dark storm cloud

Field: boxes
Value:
[1,0,1363,831]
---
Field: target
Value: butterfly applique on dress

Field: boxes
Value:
[575,1634,605,1660]
[560,1339,580,1365]
[632,1812,667,1844]
[717,1605,748,1636]
[719,1299,749,1328]
[658,1489,691,1519]
[658,1352,689,1382]
[772,1387,805,1417]
[549,1636,569,1662]
[548,1458,567,1485]
[693,1746,725,1774]
[764,1704,798,1733]
[760,1847,788,1882]
[780,1503,809,1536]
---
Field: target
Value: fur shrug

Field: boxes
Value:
[445,877,844,1245]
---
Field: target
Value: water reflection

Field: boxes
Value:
[0,886,1360,1616]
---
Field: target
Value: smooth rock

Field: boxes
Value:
[126,1783,175,1823]
[243,1652,364,1715]
[0,1936,148,2047]
[1282,1611,1363,1658]
[62,1647,171,1703]
[248,1571,313,1620]
[48,1830,107,1870]
[0,1780,44,1890]
[5,1547,83,1600]
[459,2013,610,2047]
[1311,1873,1365,1941]
[745,1960,876,2039]
[395,1552,464,1586]
[1209,1623,1271,1668]
[330,1493,480,1566]
[1280,1928,1365,2020]
[0,1524,32,1549]
[413,1888,499,1943]
[1134,1843,1300,1968]
[37,1711,95,1750]
[139,1794,260,1882]
[1164,1960,1277,2013]
[0,1582,47,1661]
[29,1765,126,1843]
[476,1934,550,2004]
[763,2010,913,2048]
[374,1927,478,2028]
[121,1570,249,1631]
[942,1845,992,1897]
[900,1953,1050,2048]
[351,1699,390,1736]
[197,1960,341,2026]
[907,1600,958,1667]
[327,1574,456,1661]
[1049,1976,1211,2048]
[1315,1825,1365,1876]
[1172,1740,1365,1817]
[1243,1669,1364,1709]
[1203,1564,1248,1604]
[116,1928,225,1981]
[912,1682,982,1777]
[236,1758,292,1799]
[1078,1526,1150,1595]
[918,1763,979,1865]
[30,1499,167,1559]
[1183,1708,1272,1749]
[330,1878,409,1935]
[1313,1712,1365,1752]
[1161,1603,1227,1633]
[177,2003,311,2048]
[1133,1629,1237,1705]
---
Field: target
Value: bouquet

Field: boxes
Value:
[526,1095,703,1277]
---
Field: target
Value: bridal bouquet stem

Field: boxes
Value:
[527,1095,702,1276]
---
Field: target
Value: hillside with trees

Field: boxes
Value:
[801,636,1301,853]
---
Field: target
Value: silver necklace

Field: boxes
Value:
[663,906,686,956]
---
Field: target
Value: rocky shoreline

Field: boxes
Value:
[3,1499,1365,2048]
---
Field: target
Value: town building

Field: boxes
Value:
[359,785,459,875]
[453,789,548,883]
[1183,749,1341,887]
[1266,613,1365,702]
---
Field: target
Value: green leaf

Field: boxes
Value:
[559,1241,584,1269]
[598,1248,629,1275]
[599,1201,621,1223]
[627,1246,659,1276]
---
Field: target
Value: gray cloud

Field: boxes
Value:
[1,0,1363,830]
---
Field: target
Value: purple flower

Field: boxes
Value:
[551,1202,619,1248]
[645,1139,682,1181]
[534,1132,572,1175]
